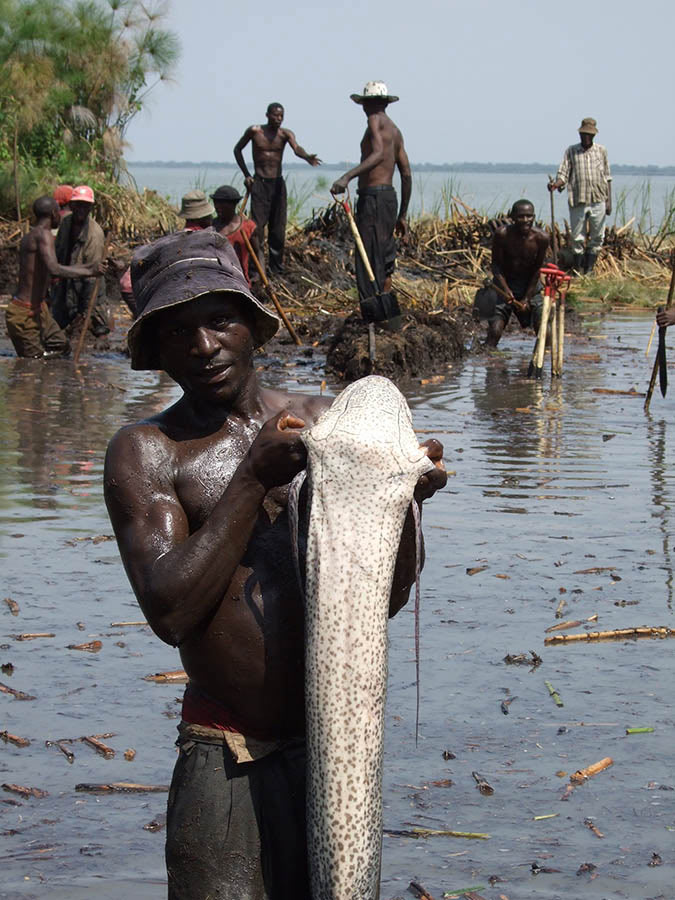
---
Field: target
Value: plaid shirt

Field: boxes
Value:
[556,143,612,206]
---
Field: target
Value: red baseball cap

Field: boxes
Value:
[71,185,95,203]
[53,185,73,206]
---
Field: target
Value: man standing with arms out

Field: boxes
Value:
[331,81,411,324]
[478,199,549,347]
[6,196,100,358]
[234,103,321,275]
[104,229,446,899]
[548,117,612,274]
[52,184,110,337]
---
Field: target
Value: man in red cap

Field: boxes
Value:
[6,195,101,357]
[52,185,73,230]
[52,184,110,337]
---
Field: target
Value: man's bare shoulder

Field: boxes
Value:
[105,413,177,473]
[532,226,549,246]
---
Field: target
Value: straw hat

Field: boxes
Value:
[179,189,215,219]
[350,81,399,105]
[578,117,598,135]
[128,230,279,370]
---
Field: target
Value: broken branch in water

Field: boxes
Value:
[626,726,653,734]
[544,680,564,707]
[545,614,598,633]
[0,730,30,747]
[81,736,115,759]
[13,632,54,641]
[409,880,436,900]
[503,650,541,668]
[442,887,487,899]
[545,626,675,645]
[570,757,613,784]
[3,597,19,616]
[2,782,48,798]
[66,640,102,653]
[0,681,35,700]
[385,826,490,839]
[472,771,494,795]
[143,670,189,683]
[75,782,169,794]
[584,817,605,838]
[45,740,75,763]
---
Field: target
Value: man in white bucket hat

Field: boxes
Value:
[331,81,411,324]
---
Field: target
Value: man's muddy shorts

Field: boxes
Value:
[166,730,310,900]
[477,282,544,332]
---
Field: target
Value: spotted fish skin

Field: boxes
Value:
[300,375,435,900]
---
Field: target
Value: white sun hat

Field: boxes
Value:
[350,81,399,105]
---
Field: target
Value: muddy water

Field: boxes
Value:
[1,312,674,899]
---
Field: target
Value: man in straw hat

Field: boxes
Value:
[52,183,110,337]
[331,81,412,324]
[104,228,445,898]
[548,117,612,274]
[178,188,215,231]
[234,102,321,275]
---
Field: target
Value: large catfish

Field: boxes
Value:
[289,375,435,899]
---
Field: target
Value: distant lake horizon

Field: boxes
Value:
[126,162,675,230]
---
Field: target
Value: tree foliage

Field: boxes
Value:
[0,0,179,178]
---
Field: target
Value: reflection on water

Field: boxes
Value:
[1,316,674,898]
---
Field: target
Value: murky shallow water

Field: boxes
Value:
[1,312,673,899]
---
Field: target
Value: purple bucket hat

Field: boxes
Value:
[127,230,279,370]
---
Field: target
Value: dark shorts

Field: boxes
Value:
[166,728,310,900]
[477,279,544,332]
[354,185,401,322]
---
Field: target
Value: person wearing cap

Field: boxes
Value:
[52,184,110,337]
[234,102,321,275]
[104,228,445,899]
[6,195,101,358]
[330,81,411,324]
[548,118,612,274]
[211,184,263,287]
[52,185,73,234]
[178,189,215,231]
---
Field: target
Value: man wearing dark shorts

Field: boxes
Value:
[331,82,411,324]
[103,229,446,899]
[234,103,321,274]
[478,199,549,347]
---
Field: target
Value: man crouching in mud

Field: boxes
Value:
[103,230,446,900]
[479,199,549,347]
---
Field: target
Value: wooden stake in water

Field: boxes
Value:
[550,295,558,377]
[556,285,566,376]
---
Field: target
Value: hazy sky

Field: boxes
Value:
[126,0,674,166]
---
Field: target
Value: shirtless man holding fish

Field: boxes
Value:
[104,229,446,899]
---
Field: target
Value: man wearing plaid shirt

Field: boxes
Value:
[549,117,612,274]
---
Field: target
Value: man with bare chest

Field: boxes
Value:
[234,103,321,274]
[104,229,446,899]
[331,81,411,323]
[480,199,549,347]
[6,195,100,358]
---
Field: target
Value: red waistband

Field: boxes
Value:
[11,296,37,310]
[181,684,269,739]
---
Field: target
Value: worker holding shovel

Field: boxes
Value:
[330,81,411,326]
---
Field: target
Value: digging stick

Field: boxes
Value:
[645,253,675,411]
[240,227,301,345]
[548,176,558,265]
[530,285,552,379]
[646,321,657,357]
[73,235,110,367]
[550,294,558,377]
[238,191,249,216]
[556,284,566,375]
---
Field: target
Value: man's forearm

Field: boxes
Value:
[140,465,268,646]
[338,151,385,185]
[234,147,252,180]
[398,174,412,219]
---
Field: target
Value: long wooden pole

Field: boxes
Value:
[73,236,110,367]
[548,176,558,265]
[240,228,301,346]
[645,252,675,412]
